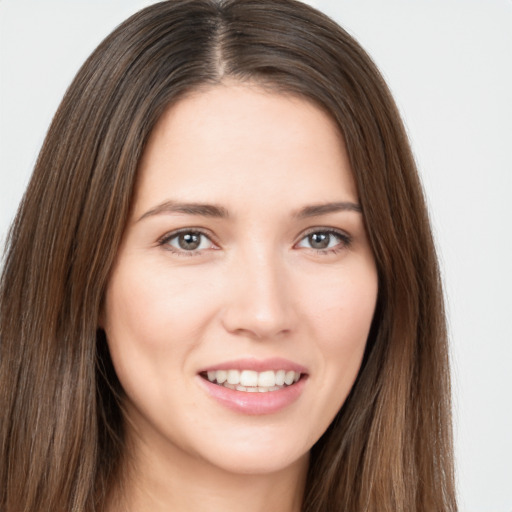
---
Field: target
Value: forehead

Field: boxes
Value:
[133,83,357,216]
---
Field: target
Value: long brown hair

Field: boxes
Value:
[0,1,456,510]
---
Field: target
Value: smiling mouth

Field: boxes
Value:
[200,369,303,393]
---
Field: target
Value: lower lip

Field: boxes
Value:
[198,376,307,415]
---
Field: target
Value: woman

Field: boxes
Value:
[0,0,456,511]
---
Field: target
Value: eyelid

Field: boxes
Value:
[158,227,219,255]
[294,226,352,252]
[157,226,351,256]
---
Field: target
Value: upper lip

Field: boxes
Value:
[198,357,308,374]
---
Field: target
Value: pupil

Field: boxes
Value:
[179,233,201,250]
[309,232,330,249]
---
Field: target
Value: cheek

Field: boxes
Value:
[302,262,378,351]
[104,261,217,352]
[101,261,216,420]
[299,261,377,411]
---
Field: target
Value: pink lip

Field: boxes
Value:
[197,374,308,415]
[199,357,308,374]
[197,358,309,416]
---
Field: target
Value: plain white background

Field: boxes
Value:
[0,1,511,510]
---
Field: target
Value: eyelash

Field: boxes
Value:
[158,227,352,257]
[158,228,217,257]
[297,228,352,254]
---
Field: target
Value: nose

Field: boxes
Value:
[220,248,297,340]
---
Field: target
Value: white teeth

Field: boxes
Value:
[227,369,240,385]
[275,369,285,386]
[258,370,276,387]
[240,370,258,387]
[284,370,295,385]
[258,386,280,392]
[216,370,227,384]
[204,369,302,392]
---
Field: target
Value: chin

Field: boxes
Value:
[193,431,311,476]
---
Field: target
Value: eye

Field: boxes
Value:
[160,230,216,254]
[296,229,351,252]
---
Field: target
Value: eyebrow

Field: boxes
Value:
[137,199,361,222]
[294,201,362,218]
[138,201,229,222]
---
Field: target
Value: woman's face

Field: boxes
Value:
[103,83,378,476]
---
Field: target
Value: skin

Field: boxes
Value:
[102,82,378,512]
